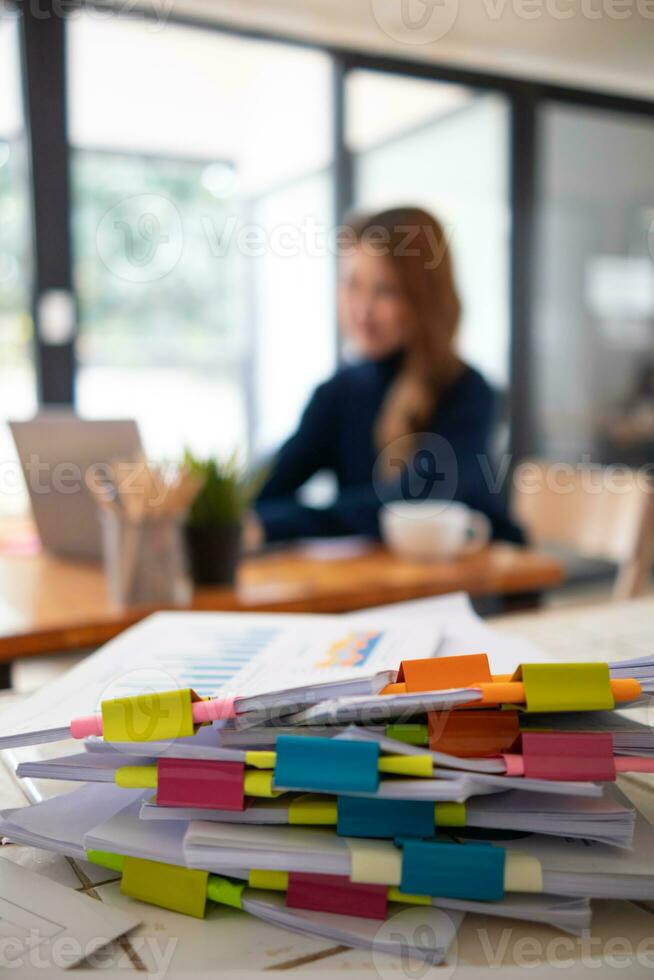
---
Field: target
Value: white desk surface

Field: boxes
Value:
[3,600,654,977]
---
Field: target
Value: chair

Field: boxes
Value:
[511,459,654,600]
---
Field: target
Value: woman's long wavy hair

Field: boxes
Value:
[342,206,462,454]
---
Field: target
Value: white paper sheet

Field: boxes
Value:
[0,860,139,972]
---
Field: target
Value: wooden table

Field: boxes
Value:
[0,537,563,669]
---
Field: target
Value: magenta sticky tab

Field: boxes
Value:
[521,732,616,782]
[286,872,388,920]
[156,758,245,810]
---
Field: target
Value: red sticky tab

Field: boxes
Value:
[156,758,245,809]
[521,732,616,781]
[428,710,520,757]
[286,873,388,920]
[397,654,491,692]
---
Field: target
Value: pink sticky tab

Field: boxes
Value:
[156,758,245,809]
[287,873,388,920]
[192,697,237,724]
[522,732,616,781]
[502,753,525,777]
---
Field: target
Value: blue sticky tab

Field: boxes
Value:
[275,735,379,794]
[337,796,434,839]
[400,840,505,901]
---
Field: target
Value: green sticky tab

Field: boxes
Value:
[518,663,615,713]
[434,802,466,827]
[86,850,124,872]
[121,856,208,918]
[386,724,429,746]
[206,876,245,909]
[102,688,196,742]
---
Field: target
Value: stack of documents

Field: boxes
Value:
[3,595,654,960]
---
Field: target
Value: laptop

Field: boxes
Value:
[10,414,143,560]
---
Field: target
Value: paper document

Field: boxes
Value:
[0,860,139,972]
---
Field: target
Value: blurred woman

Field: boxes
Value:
[249,206,522,546]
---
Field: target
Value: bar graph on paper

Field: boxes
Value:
[101,623,283,701]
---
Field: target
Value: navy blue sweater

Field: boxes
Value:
[255,356,523,544]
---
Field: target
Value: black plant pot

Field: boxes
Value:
[184,522,242,586]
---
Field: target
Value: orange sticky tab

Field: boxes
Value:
[379,682,407,696]
[397,654,492,692]
[428,710,520,757]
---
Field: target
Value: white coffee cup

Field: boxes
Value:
[380,500,491,561]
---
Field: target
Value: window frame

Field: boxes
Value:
[18,2,654,457]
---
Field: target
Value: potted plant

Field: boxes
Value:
[183,452,262,586]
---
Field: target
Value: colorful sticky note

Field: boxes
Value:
[156,758,245,810]
[121,856,208,918]
[428,710,520,757]
[101,688,197,742]
[206,875,245,909]
[514,663,615,712]
[378,754,433,777]
[337,796,435,839]
[397,653,492,692]
[400,841,505,901]
[115,765,157,789]
[288,794,338,825]
[385,724,429,746]
[347,839,403,886]
[274,735,379,794]
[248,869,289,891]
[433,802,466,827]
[521,732,616,781]
[287,872,388,920]
[504,852,543,893]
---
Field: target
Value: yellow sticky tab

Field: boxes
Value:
[504,852,543,893]
[248,869,289,891]
[516,663,615,713]
[243,770,284,798]
[388,887,431,906]
[102,688,196,742]
[378,755,433,778]
[245,751,276,770]
[206,876,245,909]
[115,765,157,789]
[347,839,402,886]
[434,802,466,827]
[121,856,208,918]
[288,794,337,825]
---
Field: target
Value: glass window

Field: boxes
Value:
[67,16,335,460]
[0,12,35,515]
[346,69,511,395]
[534,104,654,464]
